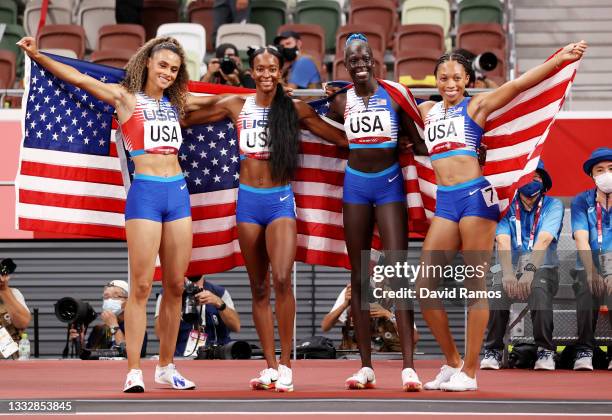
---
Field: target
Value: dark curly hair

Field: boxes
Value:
[249,47,300,183]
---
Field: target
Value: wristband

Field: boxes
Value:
[523,263,537,273]
[218,302,227,312]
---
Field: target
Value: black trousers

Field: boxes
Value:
[484,267,559,351]
[572,269,612,355]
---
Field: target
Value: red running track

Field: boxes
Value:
[3,359,611,400]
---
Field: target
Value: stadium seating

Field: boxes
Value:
[0,50,16,89]
[276,23,325,62]
[250,0,287,46]
[394,49,439,86]
[141,0,180,40]
[294,0,342,52]
[90,49,133,69]
[394,24,445,56]
[457,0,503,25]
[184,50,201,80]
[98,24,146,53]
[216,23,266,51]
[76,0,116,51]
[333,50,385,81]
[187,0,214,51]
[0,0,18,24]
[157,23,206,66]
[0,24,25,77]
[39,49,79,59]
[401,0,450,35]
[37,25,87,59]
[24,0,73,37]
[348,0,397,48]
[335,24,386,59]
[456,23,505,54]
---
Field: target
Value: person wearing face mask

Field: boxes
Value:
[571,147,612,371]
[70,280,147,358]
[480,160,563,371]
[273,31,322,89]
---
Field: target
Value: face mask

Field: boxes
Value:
[518,180,543,198]
[281,46,298,62]
[594,172,612,194]
[102,298,123,315]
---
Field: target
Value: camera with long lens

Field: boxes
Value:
[54,297,97,326]
[196,341,252,360]
[80,342,126,360]
[219,56,237,74]
[471,52,498,76]
[182,279,203,324]
[0,258,16,276]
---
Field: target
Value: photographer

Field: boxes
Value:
[571,147,612,371]
[274,31,322,89]
[201,43,255,88]
[481,161,563,371]
[452,48,500,89]
[0,259,31,359]
[154,276,240,357]
[70,280,147,358]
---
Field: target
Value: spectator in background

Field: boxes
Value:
[71,280,147,358]
[274,31,322,89]
[481,161,563,371]
[571,147,612,371]
[201,43,255,88]
[321,283,419,352]
[154,276,240,357]
[0,263,31,359]
[213,0,250,45]
[115,0,143,25]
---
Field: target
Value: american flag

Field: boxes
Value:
[15,53,581,274]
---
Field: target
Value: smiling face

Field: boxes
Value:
[252,51,281,94]
[146,48,182,91]
[345,42,374,84]
[435,60,470,104]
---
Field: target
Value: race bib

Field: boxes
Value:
[425,116,466,153]
[480,184,499,207]
[346,109,392,144]
[239,122,270,157]
[143,120,183,151]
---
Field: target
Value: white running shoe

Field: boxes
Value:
[275,364,294,392]
[480,349,502,370]
[154,363,196,390]
[608,359,612,371]
[345,366,376,390]
[534,348,556,371]
[440,371,478,392]
[249,367,279,390]
[573,351,594,371]
[401,368,422,392]
[123,369,145,393]
[423,361,463,390]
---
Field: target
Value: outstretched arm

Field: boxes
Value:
[181,95,243,126]
[17,37,125,107]
[471,41,587,122]
[294,99,348,147]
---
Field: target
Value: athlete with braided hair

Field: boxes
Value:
[416,42,587,392]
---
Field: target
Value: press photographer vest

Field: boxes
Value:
[0,302,22,359]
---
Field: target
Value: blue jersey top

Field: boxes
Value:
[424,97,484,161]
[344,85,399,149]
[496,195,564,268]
[571,189,612,273]
[287,55,321,88]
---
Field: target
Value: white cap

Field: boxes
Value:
[106,280,129,295]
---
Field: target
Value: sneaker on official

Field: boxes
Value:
[534,347,556,371]
[440,371,478,392]
[401,368,422,392]
[275,364,294,392]
[480,349,502,370]
[155,363,196,390]
[123,369,145,393]
[573,351,594,371]
[345,366,376,390]
[423,361,463,390]
[249,367,279,390]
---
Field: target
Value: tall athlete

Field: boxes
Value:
[326,34,424,391]
[415,41,587,391]
[18,36,200,392]
[183,46,346,392]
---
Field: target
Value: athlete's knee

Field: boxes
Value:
[272,272,292,296]
[251,281,270,303]
[163,278,185,298]
[131,281,153,301]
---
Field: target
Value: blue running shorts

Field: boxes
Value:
[343,163,405,205]
[125,173,191,222]
[236,184,296,226]
[434,176,500,222]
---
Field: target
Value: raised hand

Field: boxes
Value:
[16,37,39,58]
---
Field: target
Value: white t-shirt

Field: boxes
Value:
[0,288,29,311]
[330,286,349,324]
